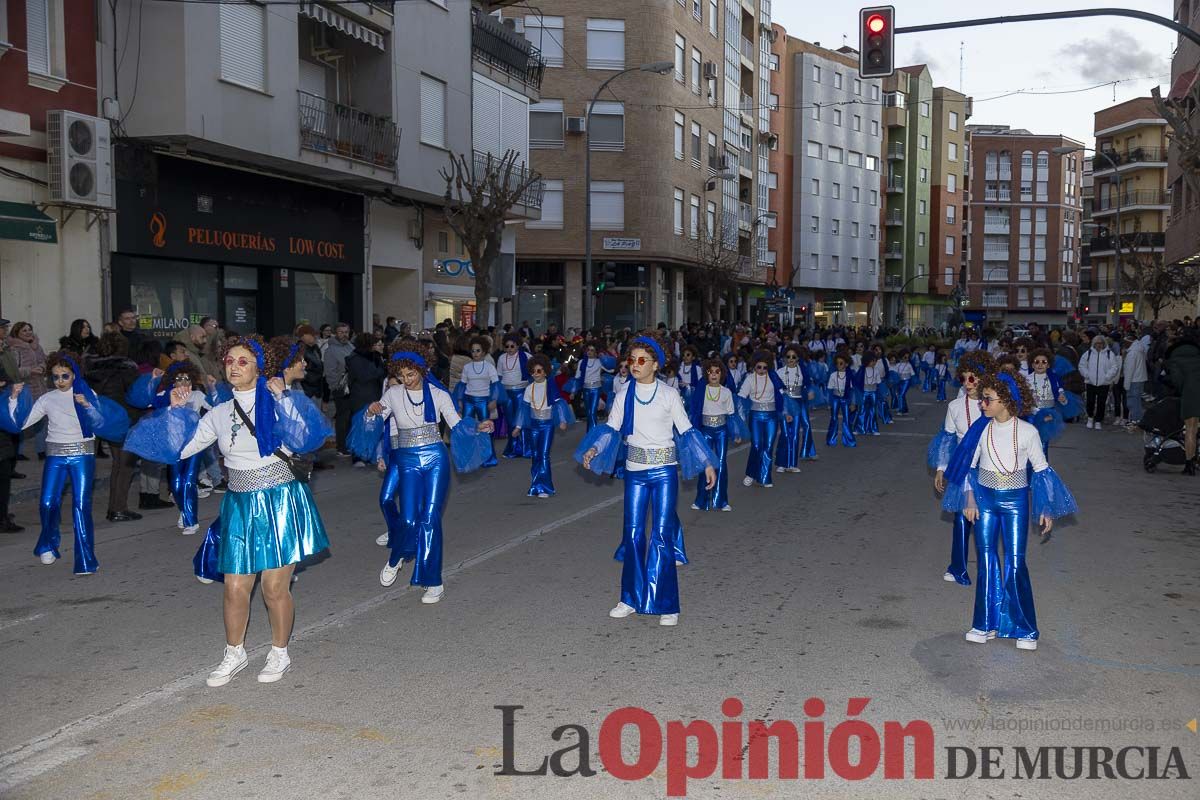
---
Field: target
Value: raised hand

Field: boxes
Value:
[368,402,384,416]
[266,377,286,397]
[9,382,24,398]
[73,393,91,408]
[170,385,191,408]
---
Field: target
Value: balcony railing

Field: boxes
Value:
[883,274,903,289]
[738,147,753,171]
[1089,232,1167,251]
[740,37,755,61]
[981,269,1009,281]
[883,92,907,109]
[886,175,904,193]
[740,92,755,115]
[982,294,1008,308]
[884,243,903,259]
[1092,147,1167,171]
[473,150,544,209]
[982,248,1010,261]
[887,143,905,160]
[885,211,903,226]
[1093,190,1171,211]
[298,90,399,169]
[983,220,1010,234]
[471,7,545,92]
[739,202,753,230]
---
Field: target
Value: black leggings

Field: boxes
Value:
[1085,384,1110,421]
[1111,383,1129,419]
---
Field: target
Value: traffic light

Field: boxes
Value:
[595,262,617,294]
[859,6,895,78]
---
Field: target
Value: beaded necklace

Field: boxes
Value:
[752,373,769,399]
[531,381,547,410]
[634,380,659,406]
[705,385,722,402]
[962,394,973,426]
[986,419,1020,474]
[468,360,487,377]
[502,352,519,372]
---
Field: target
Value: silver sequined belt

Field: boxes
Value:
[583,381,602,389]
[503,382,528,391]
[626,445,677,466]
[392,424,442,449]
[227,460,295,492]
[702,414,728,428]
[46,440,95,457]
[531,406,553,420]
[978,469,1029,490]
[750,401,775,412]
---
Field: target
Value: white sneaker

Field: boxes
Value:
[1086,419,1094,429]
[197,485,212,499]
[1094,421,1102,430]
[660,614,679,626]
[375,531,389,546]
[353,461,367,469]
[537,493,550,498]
[943,572,958,582]
[1016,637,1038,651]
[196,575,214,585]
[379,560,402,587]
[762,483,774,489]
[964,628,997,644]
[609,601,636,618]
[177,513,185,530]
[690,503,701,510]
[742,476,754,487]
[206,644,248,687]
[39,552,56,565]
[720,505,733,512]
[421,585,445,604]
[182,524,200,536]
[775,466,786,473]
[257,648,291,683]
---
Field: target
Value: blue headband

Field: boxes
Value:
[279,342,303,377]
[631,336,666,368]
[391,351,427,368]
[996,372,1024,416]
[243,338,266,371]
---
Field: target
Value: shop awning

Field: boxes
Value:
[0,201,57,244]
[299,1,386,51]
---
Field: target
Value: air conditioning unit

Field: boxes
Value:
[47,110,113,209]
[565,116,586,134]
[761,131,779,147]
[703,61,718,81]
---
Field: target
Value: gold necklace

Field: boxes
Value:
[531,382,546,410]
[705,386,721,402]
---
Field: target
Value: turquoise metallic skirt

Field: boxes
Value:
[217,480,330,574]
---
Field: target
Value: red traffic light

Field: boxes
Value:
[867,13,886,34]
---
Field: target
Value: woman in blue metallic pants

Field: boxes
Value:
[775,345,816,471]
[496,334,531,459]
[689,359,746,511]
[455,336,500,468]
[511,354,575,497]
[855,353,881,436]
[825,354,857,448]
[738,352,793,488]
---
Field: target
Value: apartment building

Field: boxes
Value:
[927,86,971,325]
[786,38,884,328]
[1166,0,1200,274]
[1079,158,1099,322]
[507,0,776,330]
[881,65,933,326]
[766,22,791,306]
[965,125,1083,325]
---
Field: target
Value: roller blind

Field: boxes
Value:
[421,74,447,148]
[219,3,266,91]
[25,0,50,75]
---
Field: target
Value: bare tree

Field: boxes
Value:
[690,215,745,323]
[1115,218,1200,320]
[1152,85,1200,204]
[440,150,542,326]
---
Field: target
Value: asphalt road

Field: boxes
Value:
[0,395,1197,799]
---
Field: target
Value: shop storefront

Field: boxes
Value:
[514,261,565,333]
[112,152,364,339]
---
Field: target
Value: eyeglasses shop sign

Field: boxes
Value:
[603,237,641,251]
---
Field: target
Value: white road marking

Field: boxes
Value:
[0,613,45,632]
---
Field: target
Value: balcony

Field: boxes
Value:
[298,91,399,170]
[983,219,1010,234]
[887,142,905,160]
[740,37,756,62]
[471,7,545,95]
[884,243,903,259]
[471,150,544,209]
[982,248,1010,261]
[883,274,903,289]
[886,175,905,193]
[739,202,753,231]
[1092,147,1168,173]
[981,268,1009,282]
[736,255,767,282]
[1088,232,1167,254]
[738,147,753,172]
[1093,189,1170,213]
[885,210,903,226]
[982,293,1008,308]
[740,92,755,116]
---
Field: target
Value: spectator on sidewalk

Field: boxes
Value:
[0,325,21,533]
[131,340,174,511]
[346,333,387,467]
[180,325,211,380]
[1079,334,1120,430]
[322,322,355,455]
[87,332,145,522]
[295,325,326,402]
[59,319,99,360]
[1166,332,1200,475]
[1122,333,1148,429]
[115,308,143,351]
[9,321,48,459]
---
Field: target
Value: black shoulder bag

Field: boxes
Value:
[232,399,313,484]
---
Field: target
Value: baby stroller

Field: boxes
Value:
[1138,396,1187,473]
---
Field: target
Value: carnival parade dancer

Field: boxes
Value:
[689,358,746,511]
[855,352,881,436]
[775,345,816,471]
[0,353,129,573]
[939,371,1078,650]
[511,354,575,497]
[454,336,501,468]
[497,334,531,459]
[871,345,895,427]
[928,350,993,586]
[576,335,717,626]
[677,345,702,404]
[738,351,795,488]
[826,353,857,448]
[350,342,494,601]
[894,349,915,414]
[1025,347,1081,457]
[921,345,937,392]
[565,343,614,432]
[127,334,332,684]
[935,352,950,402]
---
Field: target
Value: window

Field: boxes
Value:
[851,257,860,273]
[420,74,447,148]
[831,183,841,199]
[767,172,778,189]
[949,110,959,130]
[947,173,957,193]
[586,19,625,69]
[811,178,820,195]
[707,132,717,165]
[810,105,820,121]
[919,167,928,183]
[919,134,929,151]
[870,119,880,137]
[946,204,956,223]
[869,190,878,206]
[945,235,954,255]
[689,195,700,238]
[769,93,780,111]
[854,78,862,95]
[918,200,927,215]
[690,122,702,162]
[831,219,840,235]
[674,33,686,81]
[709,0,718,36]
[948,142,958,162]
[706,200,716,234]
[810,253,819,270]
[1017,288,1030,308]
[810,216,819,233]
[852,115,862,132]
[831,255,840,271]
[673,188,684,234]
[529,100,564,148]
[674,112,685,159]
[851,187,860,202]
[870,84,880,101]
[812,64,821,82]
[529,180,563,229]
[868,223,877,240]
[865,155,879,171]
[590,181,624,230]
[220,2,267,91]
[833,109,842,126]
[918,232,926,246]
[588,101,624,150]
[437,230,449,252]
[834,72,843,89]
[692,0,701,21]
[691,48,702,93]
[770,54,780,71]
[848,151,863,168]
[850,221,859,237]
[525,15,564,67]
[806,140,822,158]
[828,146,843,163]
[920,101,930,117]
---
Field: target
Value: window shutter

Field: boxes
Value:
[537,180,564,227]
[500,92,529,167]
[26,0,50,75]
[590,181,624,230]
[472,78,501,157]
[421,74,447,148]
[586,19,624,70]
[219,4,266,91]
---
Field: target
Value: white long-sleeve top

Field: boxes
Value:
[180,388,297,469]
[370,383,462,433]
[728,364,746,386]
[777,365,805,396]
[700,384,736,416]
[521,380,555,410]
[12,389,92,443]
[827,370,850,398]
[969,417,1048,474]
[497,352,527,388]
[678,361,700,389]
[1027,371,1063,410]
[894,361,915,380]
[462,359,498,397]
[575,358,606,388]
[923,350,936,366]
[1123,341,1148,387]
[1078,347,1120,386]
[942,394,983,443]
[738,373,776,410]
[613,373,631,392]
[604,380,694,472]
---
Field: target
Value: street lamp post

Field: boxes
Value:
[1054,145,1120,326]
[584,61,674,331]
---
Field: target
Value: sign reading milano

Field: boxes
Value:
[117,153,365,274]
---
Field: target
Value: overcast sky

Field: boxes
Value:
[773,0,1178,145]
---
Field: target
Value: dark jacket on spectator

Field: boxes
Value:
[345,348,386,413]
[1165,338,1200,420]
[86,356,143,440]
[300,343,325,399]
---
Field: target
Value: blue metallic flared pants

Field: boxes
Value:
[877,390,894,425]
[921,365,933,392]
[946,513,972,585]
[745,410,778,485]
[582,387,602,431]
[462,395,498,467]
[35,454,97,574]
[694,425,730,510]
[972,485,1038,639]
[855,391,880,435]
[502,387,528,458]
[936,379,948,402]
[896,378,913,413]
[526,418,555,496]
[826,397,857,447]
[776,397,816,467]
[619,465,683,615]
[383,442,451,587]
[170,454,201,527]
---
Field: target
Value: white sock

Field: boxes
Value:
[271,645,288,658]
[228,643,245,654]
